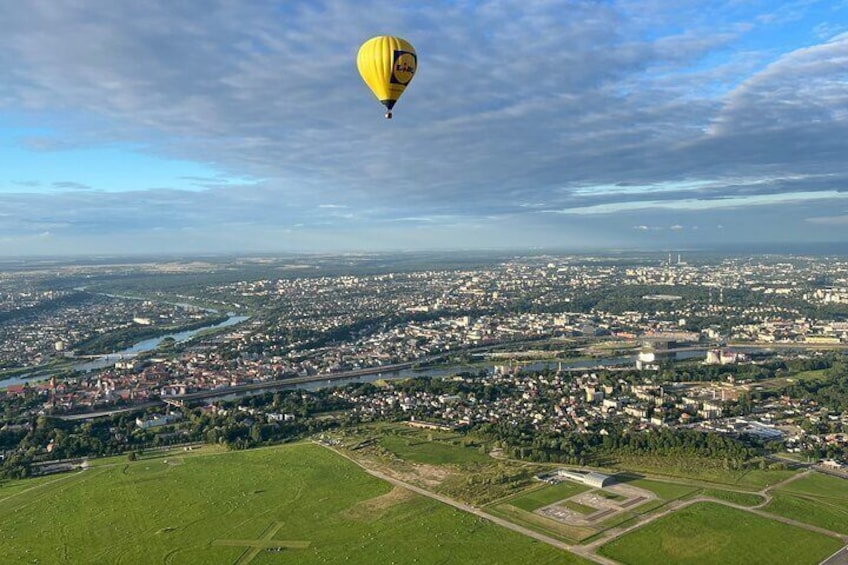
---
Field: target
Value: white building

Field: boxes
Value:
[135,412,183,429]
[556,469,614,488]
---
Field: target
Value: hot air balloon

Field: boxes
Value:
[357,35,417,119]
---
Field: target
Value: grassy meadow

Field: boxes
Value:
[606,455,799,488]
[700,488,764,507]
[507,481,590,512]
[484,471,707,544]
[764,472,848,535]
[378,433,492,466]
[598,502,843,565]
[0,443,589,564]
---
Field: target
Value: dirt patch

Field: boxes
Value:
[407,463,451,487]
[368,459,452,489]
[535,483,656,527]
[343,486,416,520]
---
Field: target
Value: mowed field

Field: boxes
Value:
[764,472,848,535]
[485,474,700,544]
[0,443,589,564]
[598,502,843,565]
[508,482,590,512]
[378,433,492,466]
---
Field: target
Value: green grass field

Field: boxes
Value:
[760,369,830,390]
[764,473,848,534]
[701,488,764,507]
[83,445,224,468]
[580,477,698,536]
[732,468,799,489]
[487,503,598,543]
[504,481,591,512]
[484,481,597,542]
[487,474,704,544]
[598,502,843,565]
[0,473,78,499]
[590,499,665,531]
[776,472,848,499]
[608,457,798,488]
[0,443,590,564]
[790,369,829,382]
[379,434,492,466]
[622,477,700,501]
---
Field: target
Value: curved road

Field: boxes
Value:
[322,444,848,565]
[317,442,617,565]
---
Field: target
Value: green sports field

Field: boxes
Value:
[506,481,591,512]
[0,443,588,564]
[598,502,843,565]
[484,473,702,544]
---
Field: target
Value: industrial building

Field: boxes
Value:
[556,469,614,488]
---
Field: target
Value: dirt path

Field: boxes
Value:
[315,442,619,565]
[762,470,810,492]
[584,470,845,552]
[0,469,88,504]
[322,443,848,565]
[582,494,847,554]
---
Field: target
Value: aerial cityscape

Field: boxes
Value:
[2,0,848,564]
[1,252,848,563]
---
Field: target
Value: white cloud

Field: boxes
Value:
[0,1,845,252]
[806,214,848,225]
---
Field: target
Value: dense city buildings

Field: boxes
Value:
[1,252,847,473]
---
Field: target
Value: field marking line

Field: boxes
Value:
[0,468,111,517]
[212,521,311,565]
[215,540,311,549]
[0,469,89,505]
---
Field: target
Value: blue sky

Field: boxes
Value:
[0,0,846,255]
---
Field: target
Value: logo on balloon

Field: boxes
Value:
[391,50,416,85]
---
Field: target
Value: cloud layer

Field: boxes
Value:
[0,0,846,254]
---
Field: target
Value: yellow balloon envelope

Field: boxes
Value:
[357,35,417,119]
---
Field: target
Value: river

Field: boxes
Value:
[2,314,249,386]
[71,314,249,372]
[204,349,720,401]
[198,346,775,402]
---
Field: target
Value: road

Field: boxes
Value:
[57,400,164,420]
[316,442,619,565]
[727,341,848,351]
[323,444,848,565]
[581,469,846,553]
[821,546,848,565]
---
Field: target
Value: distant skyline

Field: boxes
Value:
[1,1,847,256]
